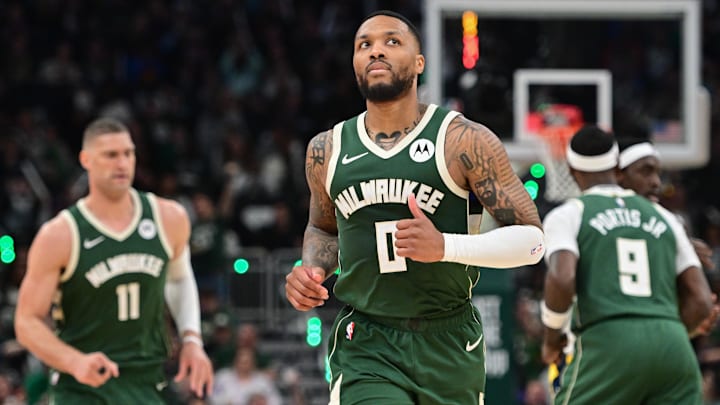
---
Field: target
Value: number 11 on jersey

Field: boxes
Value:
[116,282,140,321]
[375,221,407,273]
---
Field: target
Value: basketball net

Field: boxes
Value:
[533,125,582,202]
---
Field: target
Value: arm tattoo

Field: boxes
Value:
[493,208,516,224]
[305,131,330,190]
[304,195,339,274]
[304,130,339,275]
[303,226,339,275]
[310,133,327,167]
[449,118,539,226]
[472,156,518,224]
[460,153,474,170]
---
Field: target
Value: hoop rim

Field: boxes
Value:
[532,124,580,159]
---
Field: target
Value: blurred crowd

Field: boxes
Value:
[0,1,719,404]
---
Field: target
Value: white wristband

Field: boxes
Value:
[541,301,572,330]
[182,334,204,347]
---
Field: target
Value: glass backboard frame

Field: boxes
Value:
[424,0,708,168]
[514,69,612,148]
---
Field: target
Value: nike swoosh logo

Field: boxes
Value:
[465,334,483,352]
[341,152,369,165]
[83,236,105,249]
[155,381,168,391]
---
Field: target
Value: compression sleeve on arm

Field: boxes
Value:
[442,224,545,268]
[164,247,202,337]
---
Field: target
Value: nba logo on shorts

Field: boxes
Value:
[346,322,355,340]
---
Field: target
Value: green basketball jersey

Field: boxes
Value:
[327,104,479,318]
[56,189,172,368]
[572,190,681,331]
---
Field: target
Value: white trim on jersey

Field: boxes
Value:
[329,374,342,405]
[356,104,439,160]
[59,210,80,283]
[146,192,174,259]
[76,188,142,241]
[325,121,345,198]
[327,308,354,405]
[559,335,584,405]
[435,110,466,199]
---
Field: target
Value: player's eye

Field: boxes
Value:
[387,38,399,45]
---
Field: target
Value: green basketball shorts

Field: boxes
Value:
[49,364,167,405]
[328,302,486,405]
[554,317,702,405]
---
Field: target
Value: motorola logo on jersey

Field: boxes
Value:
[409,139,435,163]
[138,219,157,239]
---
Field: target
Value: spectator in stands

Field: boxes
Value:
[704,211,720,285]
[250,201,303,249]
[514,290,547,395]
[235,324,272,373]
[703,368,720,405]
[190,190,231,301]
[38,42,81,86]
[205,311,235,371]
[0,370,24,405]
[211,347,281,405]
[523,379,550,405]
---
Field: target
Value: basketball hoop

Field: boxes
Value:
[533,125,582,203]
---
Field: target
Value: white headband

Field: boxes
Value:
[618,142,659,169]
[566,142,619,172]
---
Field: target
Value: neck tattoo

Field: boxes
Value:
[367,107,425,151]
[373,131,402,150]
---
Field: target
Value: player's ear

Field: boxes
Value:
[79,150,90,171]
[415,54,425,75]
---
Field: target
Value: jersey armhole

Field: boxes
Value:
[59,210,80,283]
[325,121,345,197]
[146,193,174,259]
[435,112,468,199]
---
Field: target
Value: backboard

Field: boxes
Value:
[424,0,709,169]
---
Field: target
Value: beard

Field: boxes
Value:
[357,70,415,102]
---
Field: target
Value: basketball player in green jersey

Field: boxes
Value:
[617,137,716,272]
[285,10,545,405]
[14,118,213,403]
[541,125,713,404]
[617,137,719,337]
